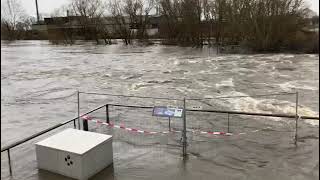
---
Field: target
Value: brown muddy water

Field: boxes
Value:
[1,40,319,180]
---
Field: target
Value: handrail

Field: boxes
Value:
[1,103,107,152]
[186,109,319,120]
[187,92,297,100]
[106,103,319,120]
[2,91,318,176]
[3,101,316,152]
[1,118,77,152]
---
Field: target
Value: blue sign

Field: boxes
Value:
[152,106,184,118]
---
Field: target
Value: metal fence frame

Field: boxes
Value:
[1,90,319,176]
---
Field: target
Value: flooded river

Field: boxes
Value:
[1,40,319,180]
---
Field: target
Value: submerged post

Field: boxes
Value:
[83,118,89,131]
[106,104,109,123]
[8,149,12,176]
[182,98,187,157]
[169,117,171,131]
[73,119,76,129]
[295,92,299,145]
[227,113,230,133]
[77,91,80,130]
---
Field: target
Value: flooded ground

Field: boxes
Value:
[1,40,319,180]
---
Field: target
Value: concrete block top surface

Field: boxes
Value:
[36,128,112,155]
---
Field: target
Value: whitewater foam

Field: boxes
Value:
[278,81,318,91]
[216,78,234,89]
[215,91,319,126]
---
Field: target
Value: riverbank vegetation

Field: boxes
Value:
[1,0,319,53]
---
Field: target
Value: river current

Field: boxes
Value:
[1,40,319,180]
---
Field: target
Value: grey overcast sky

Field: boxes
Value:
[1,0,319,17]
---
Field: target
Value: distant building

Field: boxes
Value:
[31,15,163,40]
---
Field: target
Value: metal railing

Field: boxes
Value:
[78,91,319,154]
[0,102,108,176]
[1,90,319,176]
[1,117,77,176]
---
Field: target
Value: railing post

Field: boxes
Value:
[227,113,230,133]
[169,117,171,131]
[106,104,109,123]
[182,98,187,157]
[8,149,12,176]
[295,91,299,145]
[83,118,89,131]
[77,91,80,130]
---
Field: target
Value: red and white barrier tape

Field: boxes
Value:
[81,115,232,136]
[82,115,181,135]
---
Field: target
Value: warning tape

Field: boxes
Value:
[81,115,232,136]
[186,127,272,137]
[81,115,273,137]
[82,115,181,135]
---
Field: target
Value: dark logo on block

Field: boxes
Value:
[64,155,73,166]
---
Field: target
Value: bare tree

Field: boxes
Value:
[70,0,107,44]
[1,0,26,40]
[125,0,155,40]
[159,0,203,46]
[159,0,182,42]
[109,0,133,45]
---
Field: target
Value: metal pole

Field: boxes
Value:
[77,91,80,130]
[169,117,171,131]
[227,113,230,133]
[8,149,12,176]
[182,98,187,157]
[35,0,40,24]
[73,119,76,129]
[106,104,109,123]
[81,91,88,131]
[295,92,299,145]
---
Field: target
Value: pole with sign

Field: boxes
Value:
[152,104,186,157]
[182,98,187,157]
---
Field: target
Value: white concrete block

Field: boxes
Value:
[35,128,113,180]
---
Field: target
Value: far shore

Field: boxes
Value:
[1,39,319,55]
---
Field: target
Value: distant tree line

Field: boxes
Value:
[46,0,156,45]
[1,0,48,40]
[158,0,318,52]
[1,0,318,53]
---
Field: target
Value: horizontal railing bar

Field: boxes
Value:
[79,104,108,116]
[187,109,319,120]
[187,92,297,100]
[0,104,108,152]
[78,91,183,101]
[109,103,154,109]
[2,102,318,153]
[1,118,77,152]
[107,103,319,120]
